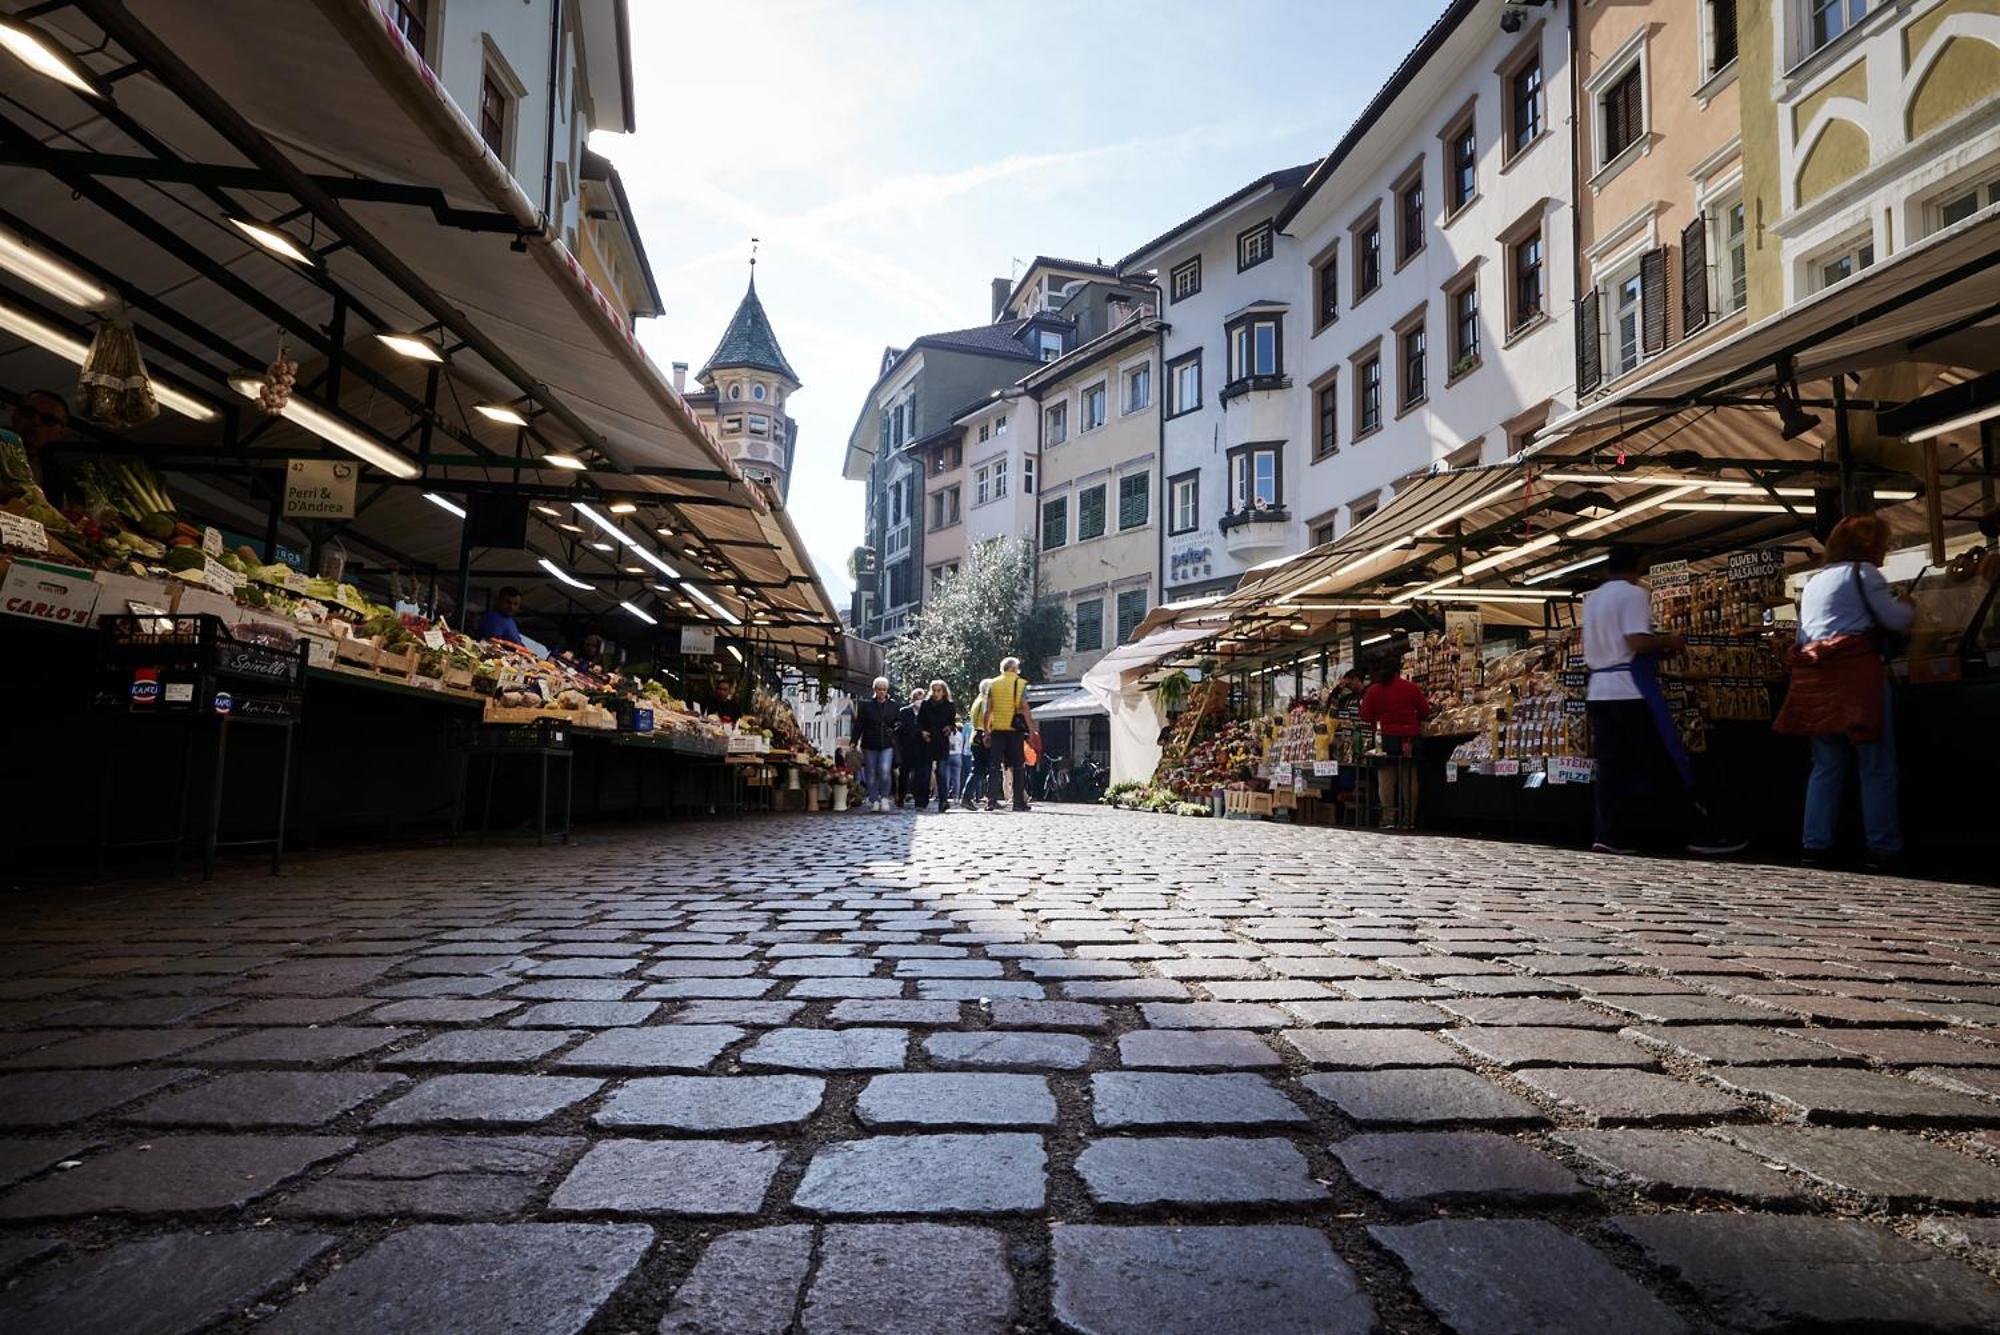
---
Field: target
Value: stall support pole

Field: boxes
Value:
[1924,439,1947,566]
[262,489,283,564]
[1833,377,1862,516]
[454,526,475,631]
[1982,419,1998,513]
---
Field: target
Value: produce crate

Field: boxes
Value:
[373,644,420,681]
[726,733,770,755]
[1222,789,1273,820]
[451,717,574,749]
[96,613,307,718]
[442,664,477,692]
[334,635,380,671]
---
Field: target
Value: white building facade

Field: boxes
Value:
[1118,166,1316,604]
[1282,0,1577,544]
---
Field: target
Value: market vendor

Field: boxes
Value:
[0,389,72,503]
[476,586,525,644]
[1583,545,1744,858]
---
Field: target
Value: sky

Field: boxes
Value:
[601,0,1448,611]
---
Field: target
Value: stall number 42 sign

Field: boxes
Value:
[284,459,358,519]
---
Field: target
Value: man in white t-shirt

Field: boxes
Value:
[1582,545,1744,857]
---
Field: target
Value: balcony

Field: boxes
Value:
[1217,373,1291,406]
[1219,505,1290,557]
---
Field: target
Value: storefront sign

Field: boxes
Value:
[283,459,358,519]
[681,625,715,656]
[0,558,99,627]
[1444,609,1482,647]
[1312,759,1339,777]
[1727,549,1784,582]
[1167,536,1216,586]
[0,512,50,553]
[1649,559,1692,589]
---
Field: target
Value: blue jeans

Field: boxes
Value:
[860,748,894,805]
[1803,684,1901,854]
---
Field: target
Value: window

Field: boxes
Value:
[1237,222,1274,271]
[1815,239,1874,289]
[1228,445,1280,511]
[479,68,511,157]
[1227,316,1281,385]
[1311,519,1337,547]
[1081,382,1107,431]
[1396,168,1425,264]
[929,492,945,530]
[1447,120,1477,214]
[1168,471,1199,535]
[1116,588,1147,645]
[1357,222,1382,298]
[928,562,957,594]
[1448,282,1479,374]
[1045,401,1068,446]
[1508,226,1544,332]
[389,0,428,55]
[978,423,990,443]
[1721,198,1748,314]
[1118,472,1150,530]
[1707,0,1738,75]
[995,414,1008,435]
[1078,484,1107,540]
[888,560,912,608]
[724,415,744,434]
[1358,356,1382,435]
[1804,0,1868,59]
[1038,331,1063,362]
[748,414,770,437]
[1313,247,1339,331]
[1170,257,1201,303]
[1124,363,1150,413]
[1931,176,2000,234]
[1600,64,1644,165]
[1611,269,1644,377]
[1507,57,1542,158]
[974,461,1008,506]
[1314,378,1339,460]
[1074,599,1104,653]
[994,457,1009,498]
[1166,350,1202,417]
[1022,455,1034,495]
[1399,322,1427,410]
[1349,493,1379,527]
[1041,496,1068,549]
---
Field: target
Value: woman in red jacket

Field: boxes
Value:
[1359,657,1432,830]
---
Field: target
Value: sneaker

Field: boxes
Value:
[1686,836,1750,858]
[1863,850,1904,873]
[1591,841,1638,855]
[1799,847,1831,868]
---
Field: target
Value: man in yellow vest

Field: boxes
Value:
[984,656,1036,812]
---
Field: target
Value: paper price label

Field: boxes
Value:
[202,557,245,595]
[1523,771,1547,789]
[422,627,447,651]
[1444,764,1459,784]
[0,512,50,553]
[1552,757,1597,784]
[283,569,311,594]
[1312,760,1339,777]
[202,526,223,557]
[1493,759,1521,777]
[1271,762,1293,785]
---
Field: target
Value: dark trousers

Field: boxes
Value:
[988,729,1028,808]
[898,754,929,807]
[1589,699,1694,848]
[927,751,951,809]
[963,744,990,803]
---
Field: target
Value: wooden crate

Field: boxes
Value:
[334,635,380,671]
[442,664,476,691]
[373,644,420,680]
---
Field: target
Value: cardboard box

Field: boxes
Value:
[0,557,99,630]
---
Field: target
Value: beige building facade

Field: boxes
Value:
[1026,318,1163,687]
[1574,0,1750,398]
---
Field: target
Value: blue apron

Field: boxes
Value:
[1593,654,1694,788]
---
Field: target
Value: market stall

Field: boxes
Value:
[0,1,851,875]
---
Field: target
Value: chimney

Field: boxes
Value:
[991,277,1012,322]
[671,362,688,393]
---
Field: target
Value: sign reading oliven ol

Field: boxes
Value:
[284,459,359,519]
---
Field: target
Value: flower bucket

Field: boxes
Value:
[786,766,801,790]
[805,784,820,812]
[831,782,848,812]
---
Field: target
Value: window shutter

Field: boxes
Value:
[1681,216,1710,336]
[1640,246,1668,354]
[1576,289,1601,394]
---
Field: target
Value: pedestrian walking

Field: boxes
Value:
[945,711,967,802]
[895,688,929,808]
[1583,545,1746,857]
[963,678,993,805]
[1358,657,1431,829]
[918,680,957,812]
[1773,514,1914,868]
[984,656,1036,812]
[849,677,898,813]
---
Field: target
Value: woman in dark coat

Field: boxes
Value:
[894,687,928,807]
[917,680,957,812]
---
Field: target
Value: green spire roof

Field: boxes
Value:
[697,274,798,385]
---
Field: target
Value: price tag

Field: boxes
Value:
[202,557,244,596]
[1523,771,1547,789]
[0,512,50,553]
[1444,764,1459,784]
[202,526,223,557]
[1312,760,1340,777]
[1552,757,1597,784]
[422,627,447,651]
[1271,762,1293,785]
[283,568,311,594]
[1493,759,1521,777]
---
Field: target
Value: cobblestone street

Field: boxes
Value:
[3,808,2000,1332]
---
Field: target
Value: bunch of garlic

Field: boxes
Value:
[257,345,298,415]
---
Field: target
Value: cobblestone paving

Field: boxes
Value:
[3,808,2000,1332]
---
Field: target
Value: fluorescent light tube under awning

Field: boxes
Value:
[0,299,213,420]
[228,374,417,477]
